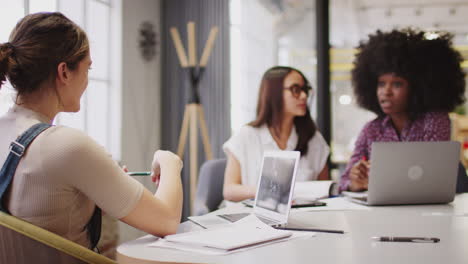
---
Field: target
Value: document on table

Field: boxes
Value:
[293,181,334,201]
[341,191,368,199]
[149,215,314,255]
[187,213,231,229]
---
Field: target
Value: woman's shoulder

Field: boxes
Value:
[365,116,386,127]
[39,125,103,154]
[45,125,91,141]
[416,112,450,133]
[224,124,264,152]
[307,131,330,151]
[309,130,327,144]
[354,116,388,135]
[419,111,449,122]
[233,124,264,138]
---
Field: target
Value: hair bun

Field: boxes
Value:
[1,42,15,54]
[0,42,15,87]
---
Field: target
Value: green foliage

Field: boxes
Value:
[454,105,466,115]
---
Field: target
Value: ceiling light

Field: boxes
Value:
[339,95,352,105]
[424,32,439,40]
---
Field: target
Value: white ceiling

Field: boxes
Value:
[259,0,468,48]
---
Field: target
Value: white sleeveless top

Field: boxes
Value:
[223,124,329,187]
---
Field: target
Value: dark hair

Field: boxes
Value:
[0,12,89,96]
[352,28,465,118]
[249,66,317,156]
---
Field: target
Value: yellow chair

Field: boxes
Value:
[0,211,116,264]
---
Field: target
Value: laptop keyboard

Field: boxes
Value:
[257,216,277,225]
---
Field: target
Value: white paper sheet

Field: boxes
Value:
[148,215,314,255]
[341,191,368,199]
[293,181,334,201]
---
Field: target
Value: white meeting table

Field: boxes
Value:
[117,194,468,264]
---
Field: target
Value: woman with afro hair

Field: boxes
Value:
[340,28,466,192]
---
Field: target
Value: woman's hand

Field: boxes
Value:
[151,150,183,185]
[349,159,370,191]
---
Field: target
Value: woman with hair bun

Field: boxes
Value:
[340,28,466,192]
[0,12,183,251]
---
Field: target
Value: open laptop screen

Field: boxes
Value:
[255,155,297,215]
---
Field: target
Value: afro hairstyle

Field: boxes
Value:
[351,28,466,118]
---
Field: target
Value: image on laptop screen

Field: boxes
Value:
[255,156,296,214]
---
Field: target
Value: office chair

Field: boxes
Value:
[0,211,116,264]
[194,158,226,216]
[457,162,468,193]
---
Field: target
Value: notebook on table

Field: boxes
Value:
[218,150,300,227]
[344,141,460,206]
[164,215,293,252]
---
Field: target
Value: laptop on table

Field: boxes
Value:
[218,150,300,227]
[345,141,460,206]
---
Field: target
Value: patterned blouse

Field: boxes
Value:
[339,111,451,192]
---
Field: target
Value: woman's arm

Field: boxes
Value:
[120,151,183,237]
[317,165,330,180]
[423,112,451,141]
[223,151,256,202]
[340,124,371,192]
[43,128,184,238]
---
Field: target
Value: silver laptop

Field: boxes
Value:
[346,141,460,205]
[218,151,300,227]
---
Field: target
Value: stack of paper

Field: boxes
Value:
[149,215,294,255]
[341,191,368,199]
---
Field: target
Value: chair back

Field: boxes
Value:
[457,162,468,193]
[194,159,226,216]
[0,211,116,264]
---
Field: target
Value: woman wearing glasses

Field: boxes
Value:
[223,66,329,202]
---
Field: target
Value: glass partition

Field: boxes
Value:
[229,0,468,181]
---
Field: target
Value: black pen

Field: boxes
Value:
[372,236,440,243]
[274,227,344,234]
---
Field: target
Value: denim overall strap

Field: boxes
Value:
[0,123,51,213]
[87,206,102,250]
[0,122,102,250]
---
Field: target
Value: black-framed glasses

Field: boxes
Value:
[284,84,312,98]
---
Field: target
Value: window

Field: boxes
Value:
[0,0,121,159]
[0,0,24,116]
[229,0,277,133]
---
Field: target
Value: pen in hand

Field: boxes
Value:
[359,156,370,181]
[372,236,440,243]
[127,171,151,176]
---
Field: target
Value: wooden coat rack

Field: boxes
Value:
[170,22,218,214]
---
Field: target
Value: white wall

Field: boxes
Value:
[120,0,162,243]
[230,0,277,133]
